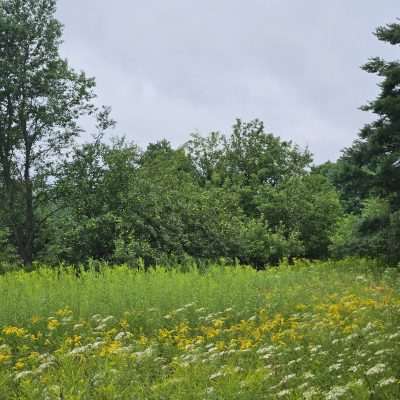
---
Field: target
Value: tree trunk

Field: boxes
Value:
[23,156,33,267]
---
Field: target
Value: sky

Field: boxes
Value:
[56,1,399,164]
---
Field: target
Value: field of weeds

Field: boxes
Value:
[0,259,399,399]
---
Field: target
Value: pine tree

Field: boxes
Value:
[342,20,400,207]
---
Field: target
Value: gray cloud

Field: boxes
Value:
[57,0,399,163]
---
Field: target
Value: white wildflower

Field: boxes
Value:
[348,365,359,373]
[328,363,342,372]
[388,332,400,340]
[366,363,386,376]
[14,371,33,381]
[209,371,224,380]
[303,387,319,399]
[325,385,348,399]
[94,323,107,331]
[378,377,397,387]
[101,316,114,324]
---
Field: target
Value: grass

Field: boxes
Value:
[0,258,399,399]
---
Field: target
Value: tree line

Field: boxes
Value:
[0,0,399,269]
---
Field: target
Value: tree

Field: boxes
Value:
[0,0,95,265]
[224,119,312,188]
[340,21,400,208]
[255,174,342,259]
[327,20,400,264]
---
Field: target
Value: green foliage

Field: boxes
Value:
[337,21,400,209]
[323,20,400,264]
[34,123,325,268]
[0,227,20,272]
[0,260,399,399]
[2,2,395,268]
[256,174,342,259]
[0,0,96,265]
[330,197,400,265]
[237,219,304,267]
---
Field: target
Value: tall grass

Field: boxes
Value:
[0,258,384,328]
[0,258,399,399]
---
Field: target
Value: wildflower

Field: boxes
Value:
[14,371,33,381]
[114,331,132,341]
[120,319,130,329]
[303,388,319,399]
[348,365,359,373]
[325,385,348,399]
[239,339,253,350]
[47,319,60,330]
[257,345,275,354]
[378,377,397,387]
[91,314,102,321]
[328,363,341,372]
[99,341,121,356]
[388,332,400,340]
[15,361,25,370]
[101,316,115,324]
[298,382,309,390]
[0,353,10,363]
[279,374,296,385]
[56,307,72,317]
[69,345,91,356]
[133,347,153,360]
[2,326,27,337]
[209,371,224,380]
[36,361,54,373]
[374,349,391,356]
[366,363,386,376]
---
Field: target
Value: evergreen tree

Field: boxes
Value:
[341,21,400,208]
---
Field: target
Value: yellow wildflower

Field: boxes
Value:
[0,353,11,363]
[239,338,253,350]
[55,307,72,318]
[47,319,60,330]
[159,328,171,340]
[15,361,25,370]
[139,335,148,345]
[100,341,121,356]
[2,326,27,337]
[120,319,130,330]
[213,319,224,329]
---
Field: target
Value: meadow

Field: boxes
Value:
[0,259,399,399]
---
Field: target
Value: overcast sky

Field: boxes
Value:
[57,1,399,164]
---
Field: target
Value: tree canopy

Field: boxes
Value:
[0,1,398,269]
